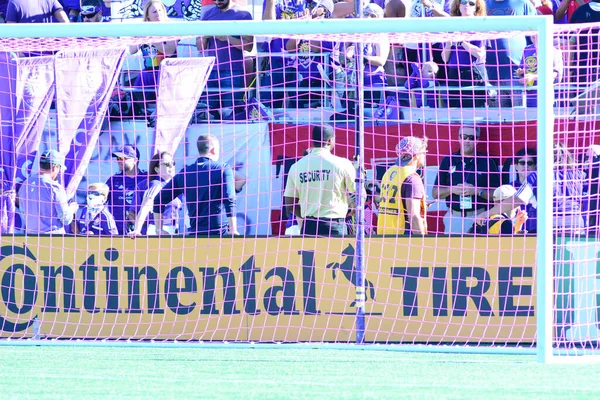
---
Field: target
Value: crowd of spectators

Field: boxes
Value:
[4,0,598,119]
[4,0,600,237]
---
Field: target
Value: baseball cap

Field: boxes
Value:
[112,145,139,160]
[80,0,103,15]
[493,185,517,202]
[363,3,384,18]
[310,0,334,16]
[40,149,66,168]
[396,137,427,166]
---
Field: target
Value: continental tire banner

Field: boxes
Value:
[0,237,538,344]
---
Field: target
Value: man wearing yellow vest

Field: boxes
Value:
[377,136,428,236]
[284,124,360,236]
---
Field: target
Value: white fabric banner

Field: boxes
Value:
[154,57,215,156]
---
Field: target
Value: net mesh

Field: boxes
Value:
[0,19,598,356]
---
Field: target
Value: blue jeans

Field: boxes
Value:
[204,69,246,113]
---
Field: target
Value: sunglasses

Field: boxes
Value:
[459,134,476,141]
[160,161,175,168]
[81,11,99,19]
[516,160,536,167]
[460,0,477,5]
[88,191,103,197]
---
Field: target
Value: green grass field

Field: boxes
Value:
[0,346,599,399]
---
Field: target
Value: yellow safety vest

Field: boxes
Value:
[377,165,427,235]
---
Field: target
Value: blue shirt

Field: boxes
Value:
[17,173,74,233]
[201,5,253,72]
[153,157,236,235]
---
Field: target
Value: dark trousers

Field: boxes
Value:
[302,217,347,236]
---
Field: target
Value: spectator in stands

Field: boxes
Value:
[6,0,69,23]
[131,151,185,236]
[105,145,148,235]
[69,182,118,235]
[153,134,238,236]
[515,35,563,107]
[197,0,253,120]
[260,0,308,109]
[285,0,335,108]
[284,124,360,236]
[508,147,538,233]
[377,136,428,236]
[441,0,489,107]
[582,144,600,235]
[432,126,501,234]
[382,0,409,89]
[469,185,528,234]
[0,0,7,23]
[335,3,389,120]
[477,142,585,233]
[17,150,78,234]
[485,0,536,106]
[129,0,178,90]
[400,61,439,107]
[78,0,107,22]
[568,0,600,86]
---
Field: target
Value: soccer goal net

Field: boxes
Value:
[0,15,598,361]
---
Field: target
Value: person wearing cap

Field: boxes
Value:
[469,185,528,235]
[377,136,428,236]
[17,150,78,234]
[78,0,108,22]
[284,124,360,236]
[105,145,148,235]
[6,0,69,23]
[196,0,253,120]
[153,134,238,236]
[284,0,335,109]
[476,141,585,234]
[432,126,500,234]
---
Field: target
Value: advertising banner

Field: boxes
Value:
[0,237,538,344]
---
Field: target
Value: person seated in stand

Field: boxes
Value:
[129,0,178,111]
[68,182,118,235]
[469,185,528,235]
[399,61,440,107]
[514,35,564,107]
[476,142,585,234]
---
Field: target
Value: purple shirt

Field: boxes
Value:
[261,0,308,69]
[519,44,563,106]
[400,173,426,235]
[201,5,253,72]
[296,40,334,81]
[69,206,118,235]
[363,42,385,87]
[6,0,63,23]
[447,40,483,69]
[105,171,148,235]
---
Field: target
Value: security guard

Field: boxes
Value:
[284,125,360,236]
